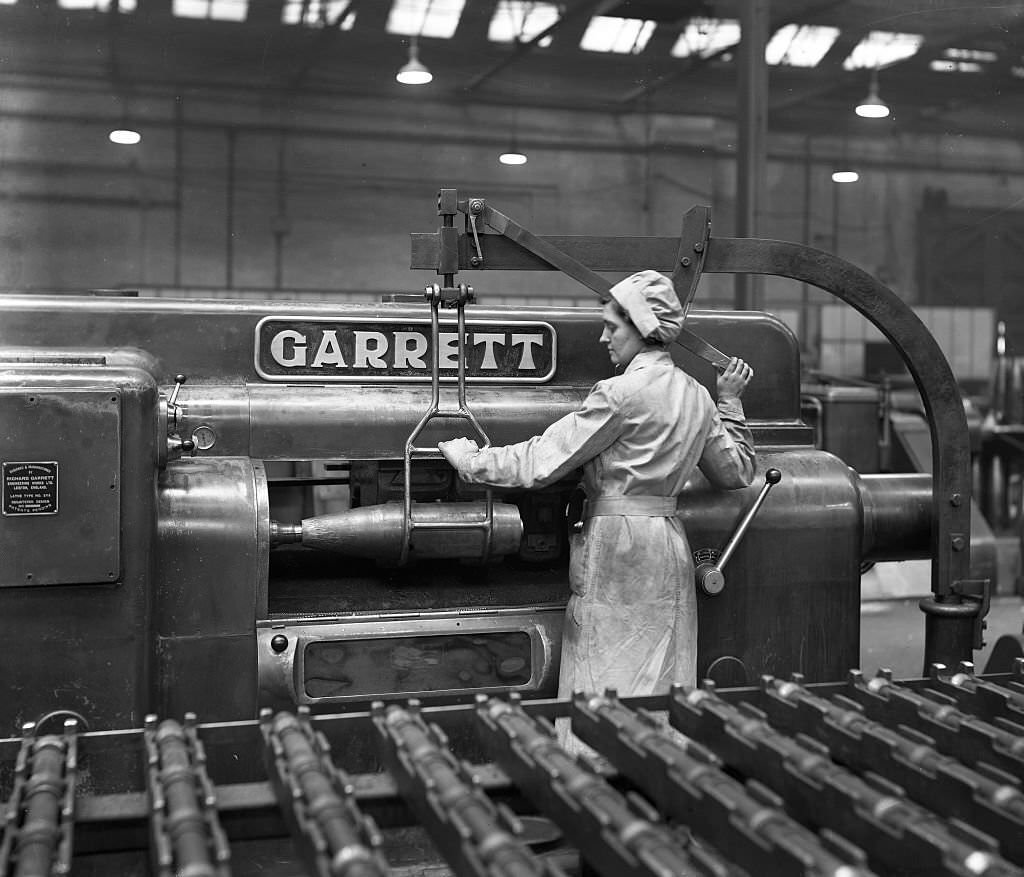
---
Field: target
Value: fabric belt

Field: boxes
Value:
[582,495,678,519]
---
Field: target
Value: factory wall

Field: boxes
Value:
[1,82,1021,375]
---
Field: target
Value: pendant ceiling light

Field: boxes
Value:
[109,95,141,145]
[855,69,889,118]
[396,36,432,86]
[498,146,527,165]
[109,128,142,145]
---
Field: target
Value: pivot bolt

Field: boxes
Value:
[270,635,289,653]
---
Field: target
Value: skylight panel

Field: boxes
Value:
[489,1,560,47]
[386,0,466,39]
[580,16,655,54]
[765,23,839,67]
[931,46,997,74]
[282,0,356,28]
[930,59,984,73]
[59,0,137,9]
[943,48,998,63]
[173,0,247,21]
[670,18,740,59]
[842,31,923,70]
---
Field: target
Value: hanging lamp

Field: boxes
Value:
[855,69,889,118]
[397,36,432,85]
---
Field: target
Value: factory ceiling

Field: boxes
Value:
[1,0,1024,140]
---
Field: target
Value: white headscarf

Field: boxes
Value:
[608,270,686,344]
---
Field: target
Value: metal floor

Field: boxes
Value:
[860,593,1024,678]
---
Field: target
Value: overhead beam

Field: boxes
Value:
[286,0,368,92]
[246,0,286,27]
[453,0,500,41]
[618,0,847,106]
[463,0,620,93]
[770,12,1024,113]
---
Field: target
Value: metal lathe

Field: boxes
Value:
[0,190,1018,876]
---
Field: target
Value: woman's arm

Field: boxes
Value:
[439,381,624,489]
[698,357,756,488]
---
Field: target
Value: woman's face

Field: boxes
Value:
[600,301,646,368]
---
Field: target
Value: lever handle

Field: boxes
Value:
[167,373,187,410]
[161,373,193,466]
[696,468,781,596]
[166,435,196,458]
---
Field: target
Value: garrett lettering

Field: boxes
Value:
[256,318,555,383]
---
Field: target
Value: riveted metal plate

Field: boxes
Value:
[0,388,121,586]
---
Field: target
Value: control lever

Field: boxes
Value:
[161,373,195,467]
[695,468,781,596]
[166,373,187,415]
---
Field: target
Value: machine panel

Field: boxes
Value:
[0,388,121,587]
[257,606,562,709]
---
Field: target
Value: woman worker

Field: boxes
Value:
[438,269,755,714]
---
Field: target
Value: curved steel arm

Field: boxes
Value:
[413,191,981,668]
[703,236,972,603]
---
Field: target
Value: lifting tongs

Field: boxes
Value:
[401,282,495,567]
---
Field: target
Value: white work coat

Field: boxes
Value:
[455,348,755,700]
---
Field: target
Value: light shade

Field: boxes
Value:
[499,150,527,165]
[109,128,142,145]
[832,170,860,183]
[396,40,432,85]
[855,71,890,118]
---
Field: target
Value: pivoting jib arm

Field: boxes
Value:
[410,189,983,671]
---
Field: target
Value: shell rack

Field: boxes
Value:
[2,661,1024,877]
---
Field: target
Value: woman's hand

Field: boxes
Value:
[438,437,480,471]
[717,357,753,399]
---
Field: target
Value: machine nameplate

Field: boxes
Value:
[0,389,121,587]
[2,461,58,515]
[255,317,556,383]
